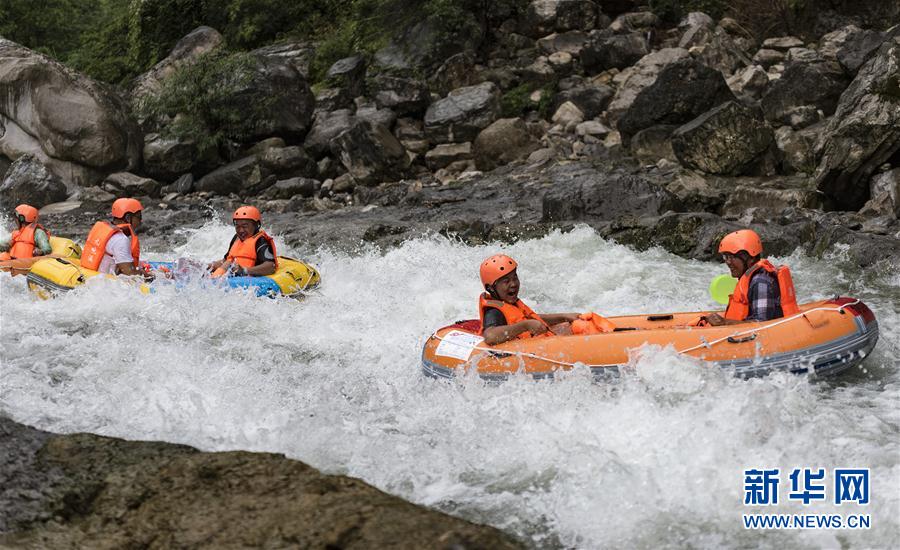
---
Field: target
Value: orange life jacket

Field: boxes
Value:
[478,293,551,339]
[724,259,799,321]
[8,222,49,259]
[212,231,278,276]
[80,221,140,271]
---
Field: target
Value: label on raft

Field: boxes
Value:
[435,330,485,360]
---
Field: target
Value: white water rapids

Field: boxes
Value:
[1,221,898,549]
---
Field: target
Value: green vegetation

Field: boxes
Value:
[648,0,728,23]
[136,51,273,153]
[500,82,556,120]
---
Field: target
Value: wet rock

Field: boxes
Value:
[258,146,318,179]
[775,124,820,175]
[425,142,473,170]
[142,133,199,181]
[726,65,769,99]
[261,177,321,199]
[859,167,900,218]
[372,76,430,117]
[424,82,501,144]
[0,418,522,549]
[304,110,356,158]
[815,37,900,211]
[581,32,649,72]
[606,48,691,124]
[761,36,804,51]
[518,0,599,38]
[671,101,774,176]
[0,155,67,206]
[103,172,161,197]
[131,26,223,101]
[752,49,784,69]
[542,171,679,222]
[759,61,848,122]
[553,84,613,119]
[195,156,269,195]
[473,118,540,171]
[617,59,735,143]
[325,55,366,98]
[330,119,409,186]
[630,125,677,164]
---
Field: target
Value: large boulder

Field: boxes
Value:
[131,26,223,101]
[542,172,679,222]
[330,120,409,186]
[819,25,886,76]
[239,55,316,142]
[258,146,318,179]
[374,17,479,73]
[371,75,430,117]
[0,40,141,183]
[250,41,316,79]
[103,171,160,197]
[630,125,677,164]
[726,65,769,99]
[142,133,199,181]
[424,82,501,144]
[606,48,691,124]
[815,37,900,211]
[616,59,735,142]
[0,154,67,206]
[581,32,649,73]
[518,0,599,38]
[688,28,752,76]
[304,110,356,158]
[473,118,540,171]
[775,124,820,175]
[859,167,900,218]
[195,156,270,195]
[759,61,849,123]
[260,177,320,199]
[671,101,774,176]
[325,55,366,98]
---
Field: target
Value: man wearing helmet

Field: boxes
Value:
[209,206,277,277]
[0,204,53,260]
[478,254,580,345]
[703,229,798,326]
[80,198,148,277]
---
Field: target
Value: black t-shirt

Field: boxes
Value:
[224,235,275,266]
[482,307,507,329]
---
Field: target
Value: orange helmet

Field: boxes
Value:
[111,198,143,218]
[14,204,38,223]
[233,206,261,223]
[718,229,763,257]
[480,254,517,286]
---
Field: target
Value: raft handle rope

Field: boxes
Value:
[429,299,865,370]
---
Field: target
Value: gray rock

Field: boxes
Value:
[542,171,678,222]
[836,29,887,75]
[679,12,714,30]
[374,17,478,73]
[330,119,409,185]
[582,32,649,73]
[617,59,735,143]
[552,84,613,119]
[782,105,823,129]
[259,146,317,178]
[473,118,540,171]
[609,12,659,33]
[304,110,356,158]
[752,49,785,68]
[551,101,584,126]
[687,28,752,75]
[250,41,316,78]
[131,26,223,101]
[630,125,677,164]
[816,37,900,210]
[372,76,430,117]
[785,47,822,64]
[721,177,822,216]
[576,120,611,137]
[761,36,804,51]
[315,87,352,112]
[425,142,473,170]
[326,55,366,98]
[0,154,67,206]
[860,168,900,218]
[261,177,321,199]
[240,55,316,141]
[537,31,590,55]
[726,65,769,99]
[518,0,599,38]
[428,52,479,97]
[607,48,691,123]
[672,101,775,176]
[104,172,161,197]
[775,124,820,174]
[760,61,848,122]
[195,156,269,195]
[356,101,397,130]
[171,173,195,195]
[142,133,198,181]
[424,82,501,144]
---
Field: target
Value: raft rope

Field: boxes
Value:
[430,299,865,370]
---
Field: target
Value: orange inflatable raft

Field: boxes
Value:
[422,298,879,381]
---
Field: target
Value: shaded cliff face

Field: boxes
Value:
[0,417,522,549]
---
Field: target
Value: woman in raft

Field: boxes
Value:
[477,254,614,345]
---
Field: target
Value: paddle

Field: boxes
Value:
[709,274,738,305]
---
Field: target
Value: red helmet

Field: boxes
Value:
[14,204,38,223]
[111,198,143,219]
[233,206,261,223]
[480,254,517,286]
[718,229,763,257]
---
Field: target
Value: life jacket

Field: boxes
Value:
[478,293,551,339]
[212,231,278,276]
[8,222,49,259]
[724,259,799,321]
[80,221,140,271]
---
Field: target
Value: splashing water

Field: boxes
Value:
[1,223,898,549]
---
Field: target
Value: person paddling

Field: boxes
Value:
[209,206,277,277]
[703,229,799,326]
[0,204,52,260]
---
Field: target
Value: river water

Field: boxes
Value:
[1,221,898,549]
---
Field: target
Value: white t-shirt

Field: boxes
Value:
[98,232,134,274]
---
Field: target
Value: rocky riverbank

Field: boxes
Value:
[0,416,521,549]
